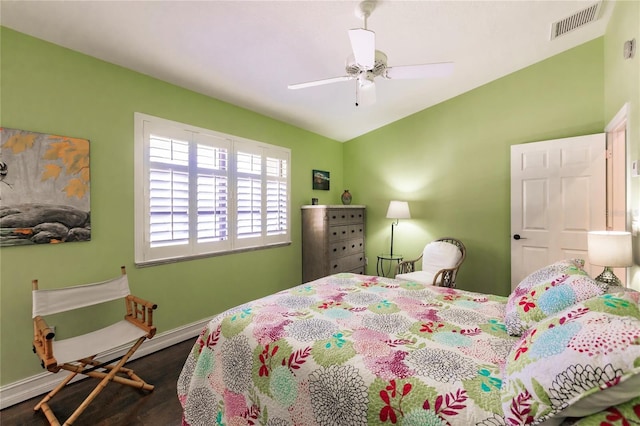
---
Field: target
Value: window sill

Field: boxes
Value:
[135,241,292,268]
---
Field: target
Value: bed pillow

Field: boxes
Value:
[501,291,640,426]
[504,259,608,336]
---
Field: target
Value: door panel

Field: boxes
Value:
[511,134,606,289]
[523,179,548,229]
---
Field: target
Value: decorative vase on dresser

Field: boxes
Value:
[301,205,366,282]
[341,190,352,205]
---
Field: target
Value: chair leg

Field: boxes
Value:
[34,370,78,412]
[33,338,152,426]
[34,369,80,426]
[123,367,154,390]
[62,337,148,425]
[38,401,61,426]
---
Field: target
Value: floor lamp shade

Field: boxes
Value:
[587,231,632,286]
[386,201,411,257]
[386,201,411,220]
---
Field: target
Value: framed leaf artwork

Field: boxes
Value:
[0,128,91,246]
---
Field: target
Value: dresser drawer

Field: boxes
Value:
[344,209,365,224]
[329,241,349,259]
[329,252,366,273]
[328,225,349,242]
[347,224,364,239]
[343,252,366,270]
[330,238,363,259]
[328,209,350,225]
[348,266,366,275]
[345,238,364,256]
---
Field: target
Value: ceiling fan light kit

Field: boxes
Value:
[288,1,454,106]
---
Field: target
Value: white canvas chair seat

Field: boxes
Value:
[52,320,148,366]
[395,238,466,288]
[31,266,157,426]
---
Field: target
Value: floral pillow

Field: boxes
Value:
[501,291,640,425]
[568,395,640,425]
[504,259,608,336]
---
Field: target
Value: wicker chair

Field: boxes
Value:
[394,237,466,287]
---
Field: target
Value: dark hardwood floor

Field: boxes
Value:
[1,338,196,425]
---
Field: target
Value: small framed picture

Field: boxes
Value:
[312,170,330,190]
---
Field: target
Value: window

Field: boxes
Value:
[134,113,290,265]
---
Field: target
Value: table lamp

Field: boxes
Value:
[587,230,633,286]
[386,201,411,257]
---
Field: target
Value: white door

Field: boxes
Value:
[510,134,606,289]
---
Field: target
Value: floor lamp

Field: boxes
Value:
[587,231,632,286]
[386,201,411,257]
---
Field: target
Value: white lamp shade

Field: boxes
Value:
[386,201,411,219]
[587,231,632,267]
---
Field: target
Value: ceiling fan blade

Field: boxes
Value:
[288,76,352,90]
[348,28,375,69]
[356,81,376,106]
[385,62,454,79]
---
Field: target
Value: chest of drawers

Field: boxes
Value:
[301,205,366,282]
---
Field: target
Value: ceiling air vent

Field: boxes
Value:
[550,1,602,40]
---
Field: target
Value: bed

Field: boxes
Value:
[178,260,640,426]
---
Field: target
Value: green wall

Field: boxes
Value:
[603,0,640,290]
[345,38,605,296]
[0,27,344,385]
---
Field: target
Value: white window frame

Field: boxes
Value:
[134,113,291,266]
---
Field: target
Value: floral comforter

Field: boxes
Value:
[178,273,522,425]
[178,273,640,425]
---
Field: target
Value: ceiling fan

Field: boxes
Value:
[288,0,454,106]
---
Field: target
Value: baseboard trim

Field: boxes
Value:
[0,318,210,410]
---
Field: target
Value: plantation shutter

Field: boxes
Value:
[236,148,262,242]
[265,151,288,239]
[141,122,192,261]
[234,141,290,248]
[135,113,290,265]
[193,133,232,253]
[148,133,190,248]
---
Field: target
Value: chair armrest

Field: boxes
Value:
[431,268,454,287]
[33,315,58,370]
[125,295,158,338]
[395,255,423,275]
[432,258,464,288]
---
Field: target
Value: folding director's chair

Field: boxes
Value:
[31,266,157,426]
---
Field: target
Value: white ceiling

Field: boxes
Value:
[0,0,612,142]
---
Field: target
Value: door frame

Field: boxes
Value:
[605,103,630,284]
[605,102,630,230]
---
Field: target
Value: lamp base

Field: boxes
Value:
[594,267,622,287]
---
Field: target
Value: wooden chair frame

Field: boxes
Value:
[31,266,157,426]
[394,237,466,288]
